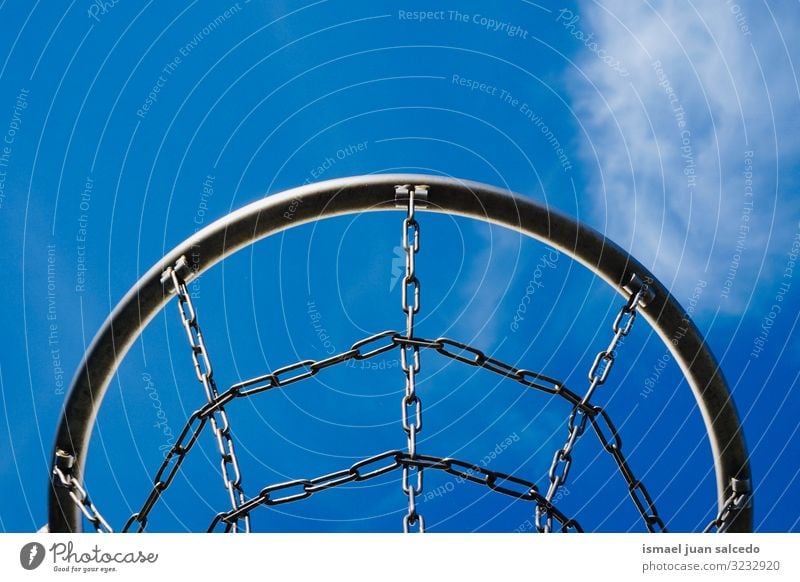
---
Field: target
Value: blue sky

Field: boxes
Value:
[0,0,798,533]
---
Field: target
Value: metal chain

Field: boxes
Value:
[119,261,682,534]
[226,330,399,397]
[124,322,671,533]
[124,411,208,531]
[208,450,402,531]
[434,337,584,406]
[588,405,667,531]
[208,449,581,532]
[125,331,571,530]
[704,478,751,533]
[420,331,666,531]
[228,332,576,406]
[52,451,112,533]
[124,330,402,531]
[399,453,582,532]
[434,330,666,531]
[167,258,249,533]
[397,184,426,533]
[537,284,649,532]
[195,332,580,418]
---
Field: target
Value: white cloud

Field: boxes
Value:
[566,0,800,313]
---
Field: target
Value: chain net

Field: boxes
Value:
[52,184,750,533]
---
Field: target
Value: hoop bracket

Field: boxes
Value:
[395,184,429,208]
[160,255,195,294]
[623,273,656,308]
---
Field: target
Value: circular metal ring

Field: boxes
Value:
[48,174,751,532]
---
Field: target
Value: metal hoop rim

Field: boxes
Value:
[48,174,751,532]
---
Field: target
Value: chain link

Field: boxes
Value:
[398,184,425,532]
[124,412,207,531]
[208,450,402,531]
[537,285,649,532]
[52,452,112,533]
[704,479,751,533]
[210,332,578,414]
[228,330,397,397]
[168,260,249,533]
[398,454,582,532]
[435,337,584,407]
[587,406,667,531]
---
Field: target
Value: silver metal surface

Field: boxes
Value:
[49,174,752,532]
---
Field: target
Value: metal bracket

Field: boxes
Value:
[395,184,429,209]
[54,449,75,475]
[623,273,656,308]
[160,255,194,294]
[731,477,751,495]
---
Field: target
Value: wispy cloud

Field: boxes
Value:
[566,1,800,312]
[449,222,524,346]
